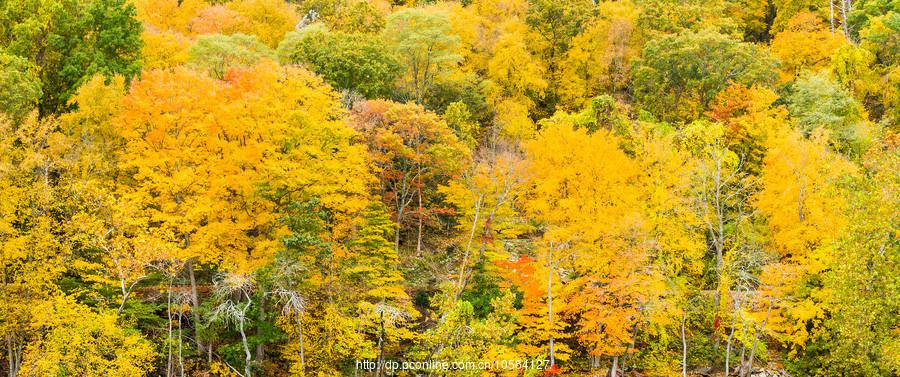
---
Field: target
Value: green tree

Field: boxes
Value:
[636,0,741,37]
[0,53,41,123]
[526,0,595,63]
[278,25,401,98]
[383,8,461,104]
[0,0,142,115]
[631,29,777,123]
[189,33,275,79]
[787,72,872,155]
[812,143,900,376]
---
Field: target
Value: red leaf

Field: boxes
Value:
[545,363,560,376]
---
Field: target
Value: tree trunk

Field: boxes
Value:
[167,279,174,377]
[416,191,424,256]
[455,196,482,297]
[610,356,619,377]
[6,333,21,377]
[377,311,385,377]
[830,0,836,35]
[681,311,688,377]
[239,317,252,377]
[297,314,306,376]
[840,0,851,37]
[725,287,744,376]
[186,259,204,353]
[547,245,555,366]
[745,300,773,377]
[178,311,185,377]
[256,295,266,362]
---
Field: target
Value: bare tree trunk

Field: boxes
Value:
[167,279,174,377]
[239,316,252,377]
[6,335,13,377]
[416,191,424,256]
[6,333,21,377]
[455,196,483,299]
[296,314,306,376]
[377,311,385,377]
[830,0,836,35]
[745,300,773,377]
[725,287,744,376]
[840,0,851,37]
[681,311,688,377]
[186,259,204,353]
[738,308,748,375]
[610,356,619,377]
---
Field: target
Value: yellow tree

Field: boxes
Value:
[754,127,856,356]
[114,62,374,361]
[558,0,641,109]
[140,27,191,69]
[524,122,653,372]
[20,295,156,376]
[485,19,548,108]
[55,75,164,316]
[133,0,206,34]
[0,115,69,377]
[770,12,847,82]
[705,83,789,173]
[224,0,299,48]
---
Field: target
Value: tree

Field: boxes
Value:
[0,0,142,115]
[523,122,654,373]
[277,25,401,98]
[770,12,847,82]
[132,0,206,35]
[112,62,374,364]
[636,0,742,37]
[0,53,41,123]
[632,29,777,123]
[443,101,480,150]
[189,33,275,79]
[140,27,191,69]
[383,8,462,104]
[754,127,856,358]
[705,83,790,174]
[20,295,156,376]
[558,0,640,108]
[813,140,900,375]
[0,115,70,377]
[210,272,256,377]
[350,100,470,254]
[787,72,872,155]
[770,0,830,32]
[525,0,595,68]
[224,0,299,48]
[485,19,548,106]
[297,0,387,34]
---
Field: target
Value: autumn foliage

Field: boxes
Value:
[0,0,898,376]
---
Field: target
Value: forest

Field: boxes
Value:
[0,0,898,376]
